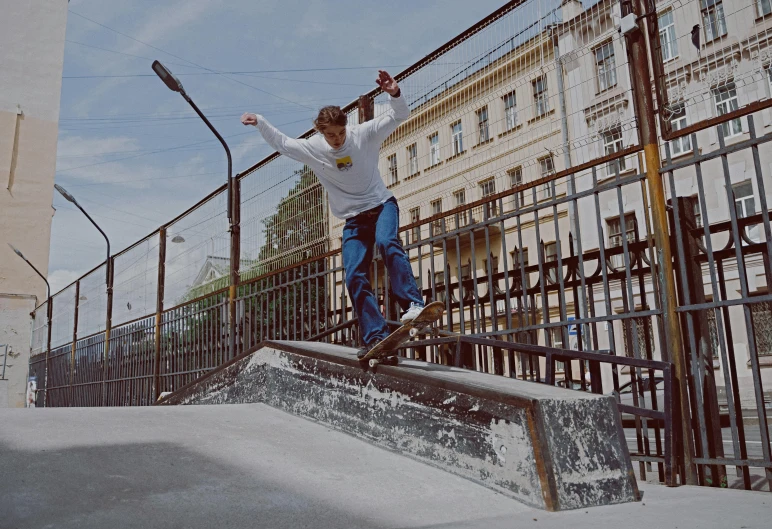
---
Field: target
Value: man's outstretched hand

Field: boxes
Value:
[241,112,258,126]
[376,70,400,96]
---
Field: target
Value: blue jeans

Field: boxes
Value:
[342,197,423,345]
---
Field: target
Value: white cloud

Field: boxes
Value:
[49,269,84,293]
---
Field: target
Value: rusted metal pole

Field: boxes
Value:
[154,228,167,401]
[358,95,374,123]
[44,296,52,408]
[70,280,80,407]
[101,257,114,406]
[229,178,241,360]
[627,0,696,485]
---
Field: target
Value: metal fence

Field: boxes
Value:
[29,0,771,492]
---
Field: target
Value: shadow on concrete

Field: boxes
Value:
[0,440,386,529]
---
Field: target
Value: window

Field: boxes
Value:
[607,213,637,268]
[752,301,772,356]
[454,189,468,226]
[668,103,692,156]
[460,263,471,280]
[714,83,742,138]
[707,308,720,358]
[550,327,566,371]
[691,195,703,228]
[480,178,498,217]
[539,157,555,199]
[503,91,517,130]
[511,247,530,289]
[759,0,772,16]
[701,0,727,42]
[511,248,529,268]
[451,121,464,155]
[769,65,772,95]
[431,199,443,236]
[733,180,759,242]
[709,301,772,357]
[429,132,440,166]
[480,178,496,198]
[594,41,617,92]
[407,143,418,176]
[603,127,626,174]
[476,106,490,143]
[508,167,524,209]
[483,255,499,272]
[659,10,678,61]
[544,241,558,283]
[622,317,655,357]
[409,207,421,243]
[387,153,398,185]
[533,76,549,117]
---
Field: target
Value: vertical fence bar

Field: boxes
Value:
[42,297,52,407]
[230,177,241,361]
[101,257,114,407]
[154,227,167,401]
[70,280,79,407]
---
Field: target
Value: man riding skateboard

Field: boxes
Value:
[242,70,426,360]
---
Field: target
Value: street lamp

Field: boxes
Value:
[170,234,185,244]
[152,60,238,361]
[54,183,113,404]
[151,61,233,222]
[8,243,51,407]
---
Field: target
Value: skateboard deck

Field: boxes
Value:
[360,301,444,367]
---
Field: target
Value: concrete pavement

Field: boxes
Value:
[1,404,769,529]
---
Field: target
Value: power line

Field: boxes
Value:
[68,10,317,111]
[56,130,254,172]
[65,39,202,70]
[56,116,308,169]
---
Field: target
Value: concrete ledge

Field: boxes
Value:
[159,340,639,511]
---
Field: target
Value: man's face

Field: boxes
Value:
[322,125,346,149]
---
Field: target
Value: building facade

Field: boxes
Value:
[0,1,68,407]
[338,0,772,407]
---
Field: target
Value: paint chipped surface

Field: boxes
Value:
[164,343,638,511]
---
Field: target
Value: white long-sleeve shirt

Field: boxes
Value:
[253,94,410,219]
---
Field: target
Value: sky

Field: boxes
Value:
[50,0,509,294]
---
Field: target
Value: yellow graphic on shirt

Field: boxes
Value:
[335,156,353,171]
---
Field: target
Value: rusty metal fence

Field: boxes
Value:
[28,0,771,492]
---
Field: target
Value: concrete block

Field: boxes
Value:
[160,340,639,511]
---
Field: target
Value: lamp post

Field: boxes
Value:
[54,183,113,405]
[8,243,51,407]
[152,60,239,361]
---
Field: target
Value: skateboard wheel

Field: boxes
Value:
[409,328,418,337]
[369,359,378,368]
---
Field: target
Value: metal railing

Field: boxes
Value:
[28,0,772,494]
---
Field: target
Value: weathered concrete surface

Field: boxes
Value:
[2,405,770,529]
[160,340,639,511]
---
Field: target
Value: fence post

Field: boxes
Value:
[154,227,167,401]
[43,296,52,407]
[101,257,114,406]
[670,196,727,485]
[70,280,80,407]
[229,177,241,360]
[628,0,696,485]
[358,95,374,123]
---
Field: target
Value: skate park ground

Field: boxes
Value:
[1,404,769,529]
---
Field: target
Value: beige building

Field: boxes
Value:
[327,0,772,406]
[0,1,69,407]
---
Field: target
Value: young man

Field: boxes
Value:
[241,70,425,358]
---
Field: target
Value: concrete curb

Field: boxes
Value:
[159,340,640,511]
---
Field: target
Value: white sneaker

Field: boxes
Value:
[400,303,424,323]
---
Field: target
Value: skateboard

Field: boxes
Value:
[360,301,445,368]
